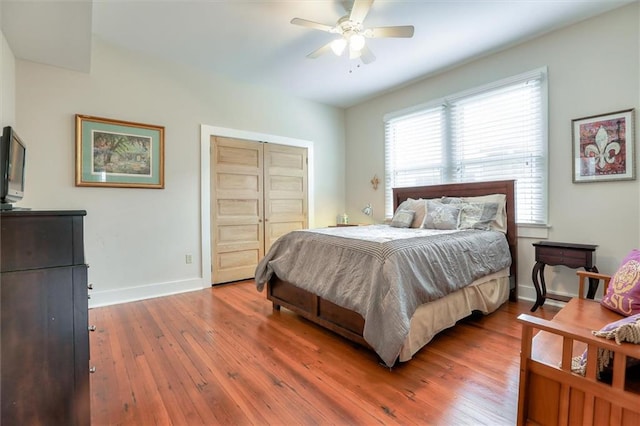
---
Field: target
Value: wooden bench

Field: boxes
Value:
[517,271,640,426]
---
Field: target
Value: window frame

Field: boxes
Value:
[383,67,549,226]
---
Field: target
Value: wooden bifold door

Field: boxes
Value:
[210,136,308,284]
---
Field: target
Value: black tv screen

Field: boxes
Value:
[1,126,26,209]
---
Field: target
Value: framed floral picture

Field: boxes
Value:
[75,115,165,188]
[572,109,635,183]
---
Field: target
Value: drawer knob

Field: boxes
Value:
[88,325,97,332]
[89,366,96,373]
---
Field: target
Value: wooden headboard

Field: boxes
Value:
[393,180,518,301]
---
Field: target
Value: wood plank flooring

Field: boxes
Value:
[89,281,559,425]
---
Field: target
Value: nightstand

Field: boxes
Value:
[531,241,599,312]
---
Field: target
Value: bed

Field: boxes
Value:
[255,180,518,367]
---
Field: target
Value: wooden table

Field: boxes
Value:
[531,241,598,312]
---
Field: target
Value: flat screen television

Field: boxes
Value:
[1,126,27,210]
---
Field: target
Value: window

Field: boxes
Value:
[384,68,547,225]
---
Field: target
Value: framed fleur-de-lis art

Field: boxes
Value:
[572,109,635,183]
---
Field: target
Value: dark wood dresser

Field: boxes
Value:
[1,209,90,425]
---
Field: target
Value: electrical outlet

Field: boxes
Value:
[185,254,193,264]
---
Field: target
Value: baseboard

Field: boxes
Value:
[516,284,572,309]
[89,280,578,309]
[88,278,205,308]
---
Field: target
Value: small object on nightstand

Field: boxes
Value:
[336,213,349,225]
[531,241,599,312]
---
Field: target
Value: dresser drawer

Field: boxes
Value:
[1,214,85,272]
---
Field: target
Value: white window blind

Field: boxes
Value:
[384,68,548,225]
[384,106,445,215]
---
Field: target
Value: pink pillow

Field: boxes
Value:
[601,249,640,316]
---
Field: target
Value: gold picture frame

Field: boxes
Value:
[75,114,164,188]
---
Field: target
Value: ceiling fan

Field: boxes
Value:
[291,0,414,64]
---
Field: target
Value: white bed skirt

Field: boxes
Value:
[398,268,510,362]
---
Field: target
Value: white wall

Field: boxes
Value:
[16,38,345,306]
[1,28,15,127]
[345,3,640,301]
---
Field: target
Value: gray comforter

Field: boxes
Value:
[254,225,511,367]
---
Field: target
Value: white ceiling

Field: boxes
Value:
[1,0,635,108]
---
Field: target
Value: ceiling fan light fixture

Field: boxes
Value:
[349,33,366,51]
[330,38,347,56]
[291,0,415,64]
[349,45,362,59]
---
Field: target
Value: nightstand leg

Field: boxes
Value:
[585,265,600,299]
[531,261,546,312]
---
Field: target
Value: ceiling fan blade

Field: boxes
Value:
[291,18,334,33]
[340,0,352,14]
[349,0,373,24]
[360,45,376,64]
[367,25,415,38]
[307,41,333,59]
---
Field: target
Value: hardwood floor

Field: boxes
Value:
[89,281,559,425]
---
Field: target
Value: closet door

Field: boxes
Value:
[211,136,264,284]
[263,144,308,252]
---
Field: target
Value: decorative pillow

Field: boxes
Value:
[441,196,463,205]
[459,202,500,231]
[390,209,415,228]
[466,195,507,232]
[571,313,640,377]
[394,198,427,228]
[422,200,461,230]
[441,194,507,233]
[601,250,640,316]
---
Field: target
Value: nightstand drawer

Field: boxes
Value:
[536,249,590,268]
